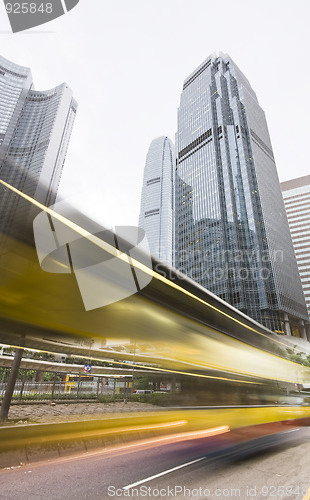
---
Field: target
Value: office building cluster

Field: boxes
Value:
[281,176,310,319]
[139,53,309,339]
[0,54,77,242]
[139,137,175,267]
[0,53,308,340]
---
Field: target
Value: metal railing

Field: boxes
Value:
[0,376,126,401]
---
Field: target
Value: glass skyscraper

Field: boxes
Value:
[281,175,310,328]
[175,53,308,336]
[139,137,175,267]
[0,54,77,240]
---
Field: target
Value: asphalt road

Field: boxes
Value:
[1,428,310,500]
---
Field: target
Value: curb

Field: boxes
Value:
[0,412,186,468]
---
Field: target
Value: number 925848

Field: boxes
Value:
[5,3,53,14]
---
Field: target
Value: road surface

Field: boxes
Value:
[1,427,310,500]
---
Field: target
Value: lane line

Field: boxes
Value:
[123,457,206,490]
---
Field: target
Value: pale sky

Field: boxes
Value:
[1,0,309,227]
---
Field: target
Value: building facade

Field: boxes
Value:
[0,54,77,241]
[175,53,308,337]
[281,175,310,321]
[139,137,175,267]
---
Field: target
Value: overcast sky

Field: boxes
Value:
[1,0,309,227]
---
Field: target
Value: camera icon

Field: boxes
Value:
[4,0,80,33]
[33,200,153,311]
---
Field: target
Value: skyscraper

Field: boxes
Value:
[139,136,175,267]
[281,175,310,321]
[0,54,77,240]
[175,53,308,337]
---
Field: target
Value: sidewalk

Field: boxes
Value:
[3,401,159,425]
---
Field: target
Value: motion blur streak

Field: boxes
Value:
[148,425,231,444]
[1,179,310,460]
[0,178,149,271]
[0,178,291,347]
[115,419,188,433]
[1,407,310,455]
[1,181,310,386]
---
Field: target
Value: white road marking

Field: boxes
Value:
[123,457,206,490]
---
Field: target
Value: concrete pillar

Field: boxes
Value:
[96,377,100,399]
[171,377,176,393]
[76,373,81,399]
[299,320,307,341]
[19,370,28,400]
[0,347,24,421]
[306,323,310,342]
[283,313,292,336]
[51,372,57,402]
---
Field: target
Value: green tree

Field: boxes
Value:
[43,372,62,382]
[134,376,152,390]
[286,346,308,365]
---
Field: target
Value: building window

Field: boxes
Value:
[147,177,160,186]
[145,209,159,217]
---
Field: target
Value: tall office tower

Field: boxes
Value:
[281,175,310,320]
[175,52,308,337]
[139,137,175,266]
[0,54,77,240]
